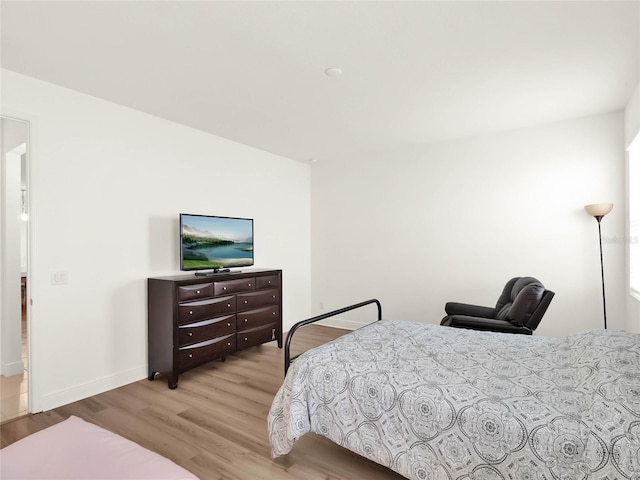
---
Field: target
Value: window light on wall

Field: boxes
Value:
[629,137,640,300]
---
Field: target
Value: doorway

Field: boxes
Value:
[1,116,29,422]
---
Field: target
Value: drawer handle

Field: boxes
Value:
[196,290,200,294]
[244,337,248,341]
[227,342,231,346]
[248,283,252,287]
[188,332,193,337]
[188,354,193,358]
[227,303,231,308]
[244,300,248,304]
[223,287,227,290]
[189,310,193,315]
[272,311,276,315]
[272,295,276,299]
[244,318,248,323]
[268,281,272,284]
[227,322,231,327]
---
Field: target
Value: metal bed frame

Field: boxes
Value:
[283,299,382,374]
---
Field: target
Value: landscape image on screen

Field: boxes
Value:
[181,215,254,270]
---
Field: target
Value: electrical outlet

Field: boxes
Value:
[51,271,68,285]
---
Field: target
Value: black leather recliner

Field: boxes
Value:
[440,277,554,335]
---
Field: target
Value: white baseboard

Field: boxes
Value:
[1,360,25,377]
[39,366,147,412]
[315,316,369,331]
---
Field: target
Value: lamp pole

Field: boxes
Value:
[595,215,607,330]
[584,203,613,330]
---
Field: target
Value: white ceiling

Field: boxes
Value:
[1,1,639,162]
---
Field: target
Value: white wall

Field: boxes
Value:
[625,81,640,333]
[311,112,626,338]
[626,83,640,148]
[1,70,311,412]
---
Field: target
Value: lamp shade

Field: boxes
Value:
[584,203,613,217]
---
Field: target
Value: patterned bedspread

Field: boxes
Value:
[268,320,640,480]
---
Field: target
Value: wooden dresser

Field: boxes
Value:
[147,269,282,389]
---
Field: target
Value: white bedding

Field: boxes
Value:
[0,415,198,480]
[269,320,640,479]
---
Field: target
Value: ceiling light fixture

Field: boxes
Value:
[324,67,343,78]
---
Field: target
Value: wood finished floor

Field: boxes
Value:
[0,325,404,480]
[0,318,28,422]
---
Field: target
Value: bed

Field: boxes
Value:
[0,415,199,479]
[268,301,640,480]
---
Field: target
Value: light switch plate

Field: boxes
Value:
[51,271,68,285]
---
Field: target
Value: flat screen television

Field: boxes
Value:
[180,214,254,272]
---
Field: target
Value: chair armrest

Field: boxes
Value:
[441,315,533,334]
[444,302,495,318]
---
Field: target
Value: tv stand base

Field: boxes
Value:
[195,269,239,276]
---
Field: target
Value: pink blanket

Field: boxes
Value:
[0,415,198,479]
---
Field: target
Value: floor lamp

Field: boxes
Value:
[584,203,613,329]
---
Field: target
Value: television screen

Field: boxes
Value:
[180,214,254,271]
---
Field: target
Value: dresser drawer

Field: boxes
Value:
[236,323,279,351]
[236,288,279,312]
[237,306,279,330]
[177,282,214,301]
[178,334,235,371]
[256,275,279,290]
[214,278,256,296]
[178,315,236,346]
[178,296,235,324]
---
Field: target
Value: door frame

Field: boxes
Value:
[1,113,37,414]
